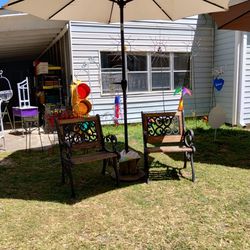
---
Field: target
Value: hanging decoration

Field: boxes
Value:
[213,77,224,91]
[114,95,121,126]
[212,66,225,92]
[174,86,192,111]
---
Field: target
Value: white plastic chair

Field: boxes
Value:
[13,77,43,151]
[17,77,31,107]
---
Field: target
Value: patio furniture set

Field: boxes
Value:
[55,111,196,198]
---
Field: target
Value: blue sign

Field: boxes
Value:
[213,78,224,91]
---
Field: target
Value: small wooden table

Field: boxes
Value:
[12,106,39,131]
[12,106,39,133]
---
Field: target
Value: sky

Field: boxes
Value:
[0,0,8,8]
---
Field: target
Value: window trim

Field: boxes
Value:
[100,51,191,95]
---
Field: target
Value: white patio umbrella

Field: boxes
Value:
[4,0,229,152]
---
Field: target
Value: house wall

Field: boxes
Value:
[213,29,236,124]
[69,15,214,123]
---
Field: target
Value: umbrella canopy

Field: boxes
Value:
[4,0,230,152]
[210,0,250,32]
[4,0,229,22]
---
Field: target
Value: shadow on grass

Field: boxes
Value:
[0,139,183,204]
[169,127,250,170]
[0,143,147,204]
[1,126,248,204]
[131,126,250,184]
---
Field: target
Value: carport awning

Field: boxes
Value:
[0,10,66,62]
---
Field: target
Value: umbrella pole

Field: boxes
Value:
[118,0,129,152]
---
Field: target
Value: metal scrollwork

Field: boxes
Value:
[103,134,119,157]
[184,129,195,148]
[147,115,180,136]
[63,121,98,145]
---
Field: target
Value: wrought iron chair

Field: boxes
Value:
[141,111,196,183]
[55,115,120,198]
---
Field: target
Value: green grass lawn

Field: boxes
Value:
[0,119,249,249]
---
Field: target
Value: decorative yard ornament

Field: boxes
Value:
[71,81,92,117]
[208,105,226,140]
[0,70,13,102]
[174,86,192,111]
[114,95,121,126]
[0,70,13,131]
[213,77,224,91]
[4,0,230,152]
[74,57,98,115]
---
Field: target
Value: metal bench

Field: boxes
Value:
[141,111,196,183]
[55,115,120,197]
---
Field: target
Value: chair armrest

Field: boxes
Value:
[183,129,196,152]
[103,134,120,158]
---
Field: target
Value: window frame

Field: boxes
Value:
[100,51,191,95]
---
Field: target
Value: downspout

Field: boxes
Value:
[237,32,247,127]
[67,21,74,106]
[232,31,241,126]
[68,21,74,84]
[210,25,215,111]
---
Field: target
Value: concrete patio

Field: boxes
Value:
[0,126,57,152]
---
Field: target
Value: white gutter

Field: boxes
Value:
[237,32,247,126]
[232,31,241,126]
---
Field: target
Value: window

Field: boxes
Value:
[100,51,190,94]
[101,52,122,94]
[151,53,170,91]
[127,53,148,92]
[174,53,190,89]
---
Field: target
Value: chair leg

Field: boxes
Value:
[144,152,149,183]
[60,152,66,184]
[112,157,120,187]
[183,152,187,169]
[61,163,66,184]
[65,164,75,198]
[102,159,107,175]
[38,125,44,151]
[190,153,195,182]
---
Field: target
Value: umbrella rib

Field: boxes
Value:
[48,0,76,20]
[152,0,173,20]
[4,0,24,7]
[219,10,250,29]
[203,0,227,10]
[108,1,115,24]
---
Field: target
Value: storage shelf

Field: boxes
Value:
[35,64,63,106]
[43,85,62,90]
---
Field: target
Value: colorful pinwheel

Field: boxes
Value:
[173,87,192,111]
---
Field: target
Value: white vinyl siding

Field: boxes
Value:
[70,15,214,123]
[213,29,236,124]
